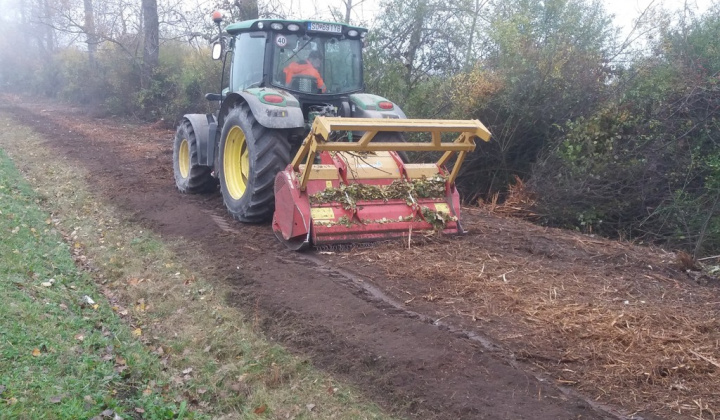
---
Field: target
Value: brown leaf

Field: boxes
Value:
[254,404,267,414]
[32,348,41,357]
[135,407,145,413]
[74,334,84,341]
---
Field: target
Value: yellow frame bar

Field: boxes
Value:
[291,117,492,191]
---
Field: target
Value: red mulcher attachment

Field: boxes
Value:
[272,117,491,250]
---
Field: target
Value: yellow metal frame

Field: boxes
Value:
[291,117,492,191]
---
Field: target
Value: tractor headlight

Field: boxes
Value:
[347,29,359,37]
[287,23,300,31]
[270,22,283,30]
[257,22,264,29]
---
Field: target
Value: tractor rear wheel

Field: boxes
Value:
[218,103,290,222]
[173,120,217,193]
[374,132,410,163]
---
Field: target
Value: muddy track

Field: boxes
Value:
[1,102,618,419]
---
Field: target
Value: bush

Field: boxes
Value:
[530,12,720,255]
[134,42,221,123]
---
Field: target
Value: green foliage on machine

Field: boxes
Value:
[309,175,447,210]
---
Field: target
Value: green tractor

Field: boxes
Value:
[172,13,409,223]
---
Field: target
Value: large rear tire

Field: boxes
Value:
[374,132,409,163]
[173,120,217,193]
[218,103,291,223]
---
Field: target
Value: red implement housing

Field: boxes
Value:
[272,117,491,250]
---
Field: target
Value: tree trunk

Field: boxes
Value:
[464,0,480,68]
[39,0,55,53]
[404,0,427,99]
[141,0,159,89]
[83,0,97,66]
[345,0,352,23]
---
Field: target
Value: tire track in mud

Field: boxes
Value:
[1,102,621,420]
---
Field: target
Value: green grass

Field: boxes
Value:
[0,148,198,419]
[0,112,393,419]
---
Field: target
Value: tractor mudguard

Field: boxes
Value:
[349,93,407,120]
[181,113,217,167]
[239,90,304,129]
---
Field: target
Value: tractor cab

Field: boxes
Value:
[216,18,367,115]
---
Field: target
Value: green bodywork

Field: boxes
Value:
[349,94,395,111]
[245,88,300,107]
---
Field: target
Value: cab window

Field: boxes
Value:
[231,32,266,91]
[271,33,362,94]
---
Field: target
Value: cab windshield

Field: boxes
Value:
[271,33,363,95]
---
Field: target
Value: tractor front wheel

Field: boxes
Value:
[218,103,290,222]
[173,120,217,193]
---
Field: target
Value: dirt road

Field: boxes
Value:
[2,97,717,419]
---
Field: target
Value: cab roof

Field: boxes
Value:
[225,19,367,38]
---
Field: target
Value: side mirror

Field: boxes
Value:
[211,42,223,60]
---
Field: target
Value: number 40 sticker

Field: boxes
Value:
[275,35,288,48]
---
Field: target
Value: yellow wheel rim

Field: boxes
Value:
[224,126,250,200]
[178,138,190,179]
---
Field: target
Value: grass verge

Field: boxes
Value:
[0,113,391,419]
[0,147,191,419]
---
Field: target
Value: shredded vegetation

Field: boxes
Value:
[309,175,448,210]
[0,114,392,419]
[352,211,720,419]
[419,206,457,231]
[309,176,456,231]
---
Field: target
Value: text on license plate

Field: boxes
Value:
[307,22,342,33]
